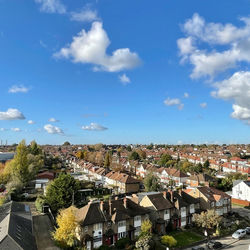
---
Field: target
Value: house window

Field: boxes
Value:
[118,220,126,227]
[181,207,186,217]
[93,223,102,231]
[84,226,88,232]
[134,215,141,221]
[190,204,195,213]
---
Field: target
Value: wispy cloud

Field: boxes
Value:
[11,128,21,132]
[35,0,66,14]
[164,98,184,110]
[71,7,99,23]
[8,85,30,93]
[119,74,131,85]
[0,109,25,120]
[184,92,189,98]
[48,117,59,122]
[82,123,108,131]
[200,102,207,108]
[28,120,35,124]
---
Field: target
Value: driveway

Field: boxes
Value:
[33,214,60,250]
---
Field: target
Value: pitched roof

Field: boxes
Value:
[0,201,36,250]
[146,193,174,210]
[197,186,231,201]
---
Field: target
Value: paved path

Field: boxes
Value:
[33,214,60,250]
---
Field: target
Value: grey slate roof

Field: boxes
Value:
[0,201,36,250]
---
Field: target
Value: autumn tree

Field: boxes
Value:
[193,210,222,232]
[135,219,152,250]
[104,151,112,168]
[52,206,78,248]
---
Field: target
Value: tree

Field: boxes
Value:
[11,140,29,184]
[218,172,247,191]
[158,154,172,166]
[45,173,81,213]
[161,235,177,248]
[63,141,71,146]
[137,150,146,160]
[203,160,210,169]
[129,151,140,161]
[104,151,112,167]
[143,172,161,192]
[193,210,222,231]
[52,206,78,248]
[141,219,152,235]
[127,146,132,152]
[135,219,152,250]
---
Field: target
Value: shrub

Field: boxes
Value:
[161,235,177,247]
[35,195,46,213]
[114,237,131,249]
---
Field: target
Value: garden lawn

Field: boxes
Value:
[168,231,204,247]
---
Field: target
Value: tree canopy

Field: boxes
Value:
[45,173,81,213]
[143,172,161,192]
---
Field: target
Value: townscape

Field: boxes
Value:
[1,142,250,249]
[1,0,250,250]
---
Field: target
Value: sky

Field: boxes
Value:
[1,0,250,145]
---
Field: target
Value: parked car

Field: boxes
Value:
[245,227,250,234]
[207,240,223,249]
[232,229,246,239]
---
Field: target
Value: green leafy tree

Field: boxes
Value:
[45,173,81,213]
[158,154,172,166]
[203,160,210,169]
[143,172,161,192]
[63,141,71,146]
[129,151,140,161]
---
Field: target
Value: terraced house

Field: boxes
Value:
[75,197,149,249]
[187,186,232,216]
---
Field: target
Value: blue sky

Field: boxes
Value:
[0,0,250,145]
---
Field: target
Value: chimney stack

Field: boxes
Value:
[163,191,167,199]
[123,197,127,209]
[100,201,104,212]
[109,197,112,215]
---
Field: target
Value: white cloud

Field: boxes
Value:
[35,0,66,14]
[119,74,131,84]
[71,7,99,22]
[212,71,250,123]
[0,128,7,131]
[200,102,207,108]
[44,124,64,134]
[48,117,59,122]
[82,123,108,131]
[164,98,184,110]
[54,22,141,72]
[184,92,189,98]
[8,85,30,93]
[178,14,250,79]
[0,108,25,120]
[11,128,21,132]
[28,120,35,124]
